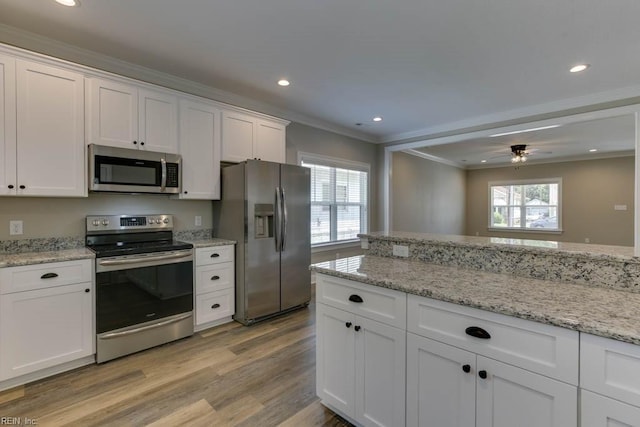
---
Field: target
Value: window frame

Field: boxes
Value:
[487,178,563,233]
[298,152,370,247]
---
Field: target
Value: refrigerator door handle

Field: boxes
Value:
[281,187,288,251]
[275,186,282,252]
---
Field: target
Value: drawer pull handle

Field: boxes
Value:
[462,364,471,373]
[211,303,221,309]
[210,253,220,258]
[345,322,352,328]
[465,326,491,339]
[40,272,59,279]
[348,294,363,303]
[210,275,220,281]
[354,325,361,332]
[478,370,488,379]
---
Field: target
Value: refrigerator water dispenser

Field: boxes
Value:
[254,204,274,238]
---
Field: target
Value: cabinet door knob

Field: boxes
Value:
[85,288,90,293]
[462,364,471,373]
[465,326,491,339]
[210,275,220,281]
[478,370,488,379]
[354,325,361,332]
[348,294,364,303]
[345,322,352,328]
[211,303,221,309]
[140,141,145,146]
[184,191,188,194]
[19,185,26,189]
[133,140,137,145]
[210,253,220,258]
[40,272,59,279]
[8,185,14,189]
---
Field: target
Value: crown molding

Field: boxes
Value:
[0,23,377,143]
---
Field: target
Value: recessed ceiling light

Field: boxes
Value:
[481,160,487,163]
[589,148,598,152]
[570,64,590,73]
[277,79,290,87]
[55,0,79,6]
[372,116,383,122]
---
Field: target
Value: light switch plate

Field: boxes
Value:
[392,244,409,257]
[9,220,23,235]
[195,215,202,226]
[614,205,628,211]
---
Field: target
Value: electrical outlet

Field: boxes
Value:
[195,216,202,226]
[585,237,590,243]
[392,244,409,257]
[9,220,23,235]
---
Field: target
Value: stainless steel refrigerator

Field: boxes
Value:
[213,160,311,325]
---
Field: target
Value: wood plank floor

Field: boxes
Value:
[0,292,352,427]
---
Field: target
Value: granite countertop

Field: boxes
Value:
[360,231,637,261]
[311,254,640,346]
[0,248,96,268]
[185,238,236,248]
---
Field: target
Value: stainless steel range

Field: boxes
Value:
[86,214,194,363]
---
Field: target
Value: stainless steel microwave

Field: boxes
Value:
[88,144,181,194]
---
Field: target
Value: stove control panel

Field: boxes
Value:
[86,214,174,233]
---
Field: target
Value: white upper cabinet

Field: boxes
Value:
[0,53,17,196]
[87,78,178,153]
[221,110,287,163]
[12,60,85,197]
[177,98,221,199]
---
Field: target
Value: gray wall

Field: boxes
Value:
[391,152,466,234]
[466,156,635,246]
[0,194,212,240]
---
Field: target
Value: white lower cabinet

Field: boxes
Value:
[580,333,640,426]
[407,333,577,427]
[581,390,640,427]
[0,260,94,382]
[316,274,406,427]
[194,245,235,331]
[317,303,406,427]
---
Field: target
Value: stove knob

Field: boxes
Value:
[102,219,109,226]
[92,219,100,226]
[163,218,169,224]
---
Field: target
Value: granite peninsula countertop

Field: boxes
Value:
[0,247,96,268]
[310,254,640,346]
[360,231,637,261]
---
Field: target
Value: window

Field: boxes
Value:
[489,179,561,231]
[299,153,369,245]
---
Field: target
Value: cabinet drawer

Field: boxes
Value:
[315,274,406,329]
[196,289,234,325]
[407,294,579,385]
[581,333,640,407]
[195,246,234,266]
[0,260,93,294]
[196,262,234,294]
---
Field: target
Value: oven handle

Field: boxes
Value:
[160,157,167,192]
[99,313,193,339]
[98,252,192,267]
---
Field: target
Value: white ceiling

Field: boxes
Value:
[413,114,636,168]
[1,0,640,143]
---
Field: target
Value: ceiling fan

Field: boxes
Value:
[490,144,552,163]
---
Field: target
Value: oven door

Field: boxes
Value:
[95,250,193,334]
